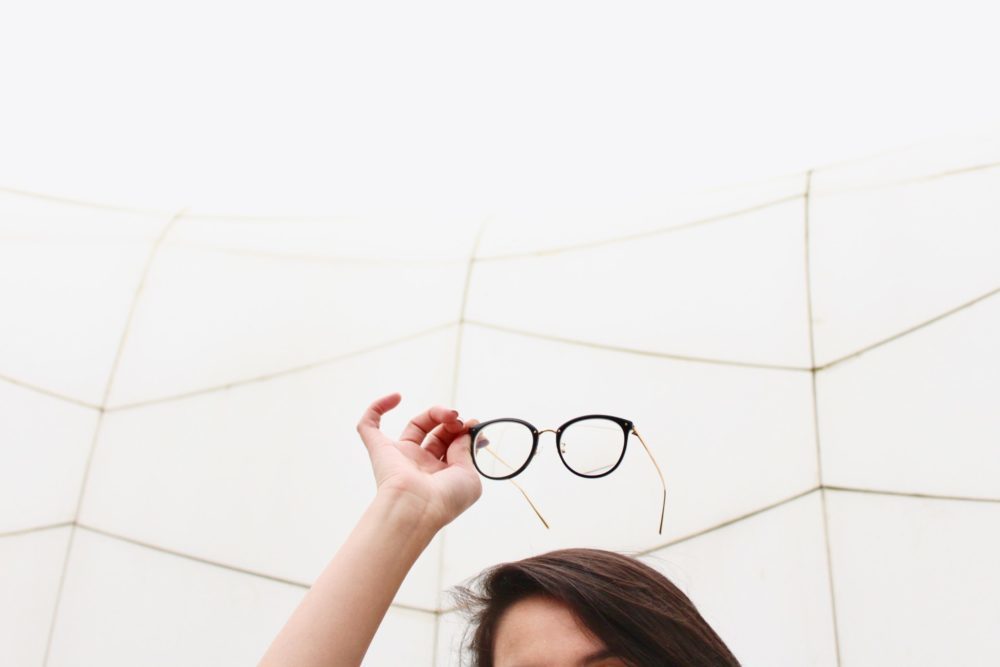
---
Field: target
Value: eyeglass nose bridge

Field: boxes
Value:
[533,427,564,454]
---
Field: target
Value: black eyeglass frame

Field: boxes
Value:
[469,414,634,481]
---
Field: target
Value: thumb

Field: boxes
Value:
[445,424,478,473]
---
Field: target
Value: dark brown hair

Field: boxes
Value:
[453,548,741,667]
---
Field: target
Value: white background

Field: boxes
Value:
[2,1,1000,665]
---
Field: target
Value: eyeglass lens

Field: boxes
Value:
[559,417,626,477]
[473,421,534,479]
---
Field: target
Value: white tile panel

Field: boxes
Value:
[173,211,479,262]
[809,168,1000,365]
[826,490,1000,666]
[476,173,806,258]
[0,382,99,532]
[47,530,434,667]
[79,328,457,610]
[106,240,466,406]
[818,294,1000,498]
[811,131,1000,194]
[466,199,812,368]
[641,492,837,667]
[0,526,71,667]
[440,325,818,590]
[47,528,303,667]
[365,606,436,666]
[435,611,469,667]
[0,192,169,404]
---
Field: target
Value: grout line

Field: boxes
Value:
[918,160,1000,182]
[824,485,1000,505]
[0,373,100,411]
[634,486,821,556]
[183,212,388,223]
[816,285,1000,371]
[812,160,1000,197]
[171,240,469,268]
[103,206,184,407]
[75,523,309,588]
[433,481,999,615]
[464,320,810,373]
[819,489,843,665]
[3,155,996,227]
[434,219,488,664]
[803,169,823,482]
[630,481,1000,562]
[0,521,74,540]
[42,210,184,666]
[41,525,76,666]
[41,413,104,666]
[450,220,488,406]
[105,322,460,412]
[71,211,185,524]
[431,558,443,665]
[474,194,804,262]
[0,185,172,217]
[68,524,437,615]
[805,169,842,665]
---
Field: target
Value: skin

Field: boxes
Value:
[258,392,613,667]
[494,596,627,667]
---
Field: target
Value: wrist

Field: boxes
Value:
[372,487,447,538]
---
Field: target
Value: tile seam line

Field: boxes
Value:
[18,277,998,413]
[0,373,100,410]
[3,156,997,222]
[72,209,186,522]
[43,208,185,667]
[474,193,805,262]
[0,521,74,539]
[819,489,843,666]
[805,170,843,666]
[40,526,76,666]
[825,485,1000,504]
[464,320,810,372]
[173,240,470,268]
[812,159,1000,196]
[634,485,822,557]
[432,482,993,615]
[816,284,1000,371]
[434,218,488,665]
[0,186,172,216]
[438,487,824,615]
[71,524,436,614]
[104,321,460,412]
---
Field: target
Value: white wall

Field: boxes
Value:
[2,131,998,666]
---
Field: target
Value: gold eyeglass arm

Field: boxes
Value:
[632,426,666,535]
[479,446,551,530]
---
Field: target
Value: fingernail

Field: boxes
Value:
[450,409,459,418]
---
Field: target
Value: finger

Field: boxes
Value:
[356,393,403,452]
[422,421,460,460]
[398,405,461,445]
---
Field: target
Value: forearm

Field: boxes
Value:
[258,490,440,667]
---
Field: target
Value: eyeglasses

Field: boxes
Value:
[468,415,666,534]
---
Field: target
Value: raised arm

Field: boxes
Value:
[258,392,482,667]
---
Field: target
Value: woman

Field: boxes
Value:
[259,393,739,666]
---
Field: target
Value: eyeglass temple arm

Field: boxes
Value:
[631,426,666,535]
[480,446,550,530]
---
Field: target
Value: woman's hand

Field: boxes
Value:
[356,392,483,532]
[259,392,482,667]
